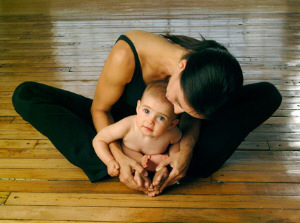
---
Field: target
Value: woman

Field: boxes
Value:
[12,30,282,194]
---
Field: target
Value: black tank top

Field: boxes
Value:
[115,35,146,108]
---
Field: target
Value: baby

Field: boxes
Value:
[93,80,182,196]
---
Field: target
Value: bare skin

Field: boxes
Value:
[141,154,169,172]
[93,91,182,196]
[91,30,201,194]
[148,166,170,197]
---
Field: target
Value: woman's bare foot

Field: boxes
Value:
[141,154,168,172]
[148,166,169,197]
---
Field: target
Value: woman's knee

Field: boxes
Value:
[13,81,38,101]
[259,82,282,112]
[12,81,39,117]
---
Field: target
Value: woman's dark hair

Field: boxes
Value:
[163,34,244,119]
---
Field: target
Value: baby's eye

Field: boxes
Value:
[143,109,150,114]
[157,116,165,121]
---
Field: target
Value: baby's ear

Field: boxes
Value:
[169,118,179,129]
[136,100,141,114]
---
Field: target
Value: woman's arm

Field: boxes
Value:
[91,40,149,193]
[91,41,134,132]
[156,113,201,192]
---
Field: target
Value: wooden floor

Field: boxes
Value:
[0,0,300,222]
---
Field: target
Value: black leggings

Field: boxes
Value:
[12,81,282,182]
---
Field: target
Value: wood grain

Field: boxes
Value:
[0,0,299,222]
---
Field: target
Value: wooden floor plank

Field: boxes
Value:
[0,180,299,196]
[0,168,88,181]
[230,151,300,161]
[0,192,9,205]
[0,148,63,159]
[1,206,299,223]
[269,141,300,150]
[213,170,300,183]
[0,140,37,149]
[6,192,300,209]
[0,159,76,169]
[222,160,300,171]
[1,0,299,222]
[0,221,98,223]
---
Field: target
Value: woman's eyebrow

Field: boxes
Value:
[175,97,182,108]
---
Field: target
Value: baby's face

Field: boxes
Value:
[136,95,177,137]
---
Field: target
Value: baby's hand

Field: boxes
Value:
[107,159,120,177]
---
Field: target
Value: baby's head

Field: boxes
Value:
[141,80,177,118]
[136,80,179,137]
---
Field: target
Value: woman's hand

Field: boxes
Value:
[118,154,151,194]
[154,114,201,193]
[155,148,193,193]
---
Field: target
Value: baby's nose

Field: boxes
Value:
[146,116,155,125]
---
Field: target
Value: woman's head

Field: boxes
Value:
[164,34,244,119]
[181,47,243,119]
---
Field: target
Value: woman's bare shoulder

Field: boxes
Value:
[124,30,170,47]
[125,30,157,39]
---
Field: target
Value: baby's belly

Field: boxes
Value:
[140,145,169,155]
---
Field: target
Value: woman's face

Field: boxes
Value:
[166,70,204,119]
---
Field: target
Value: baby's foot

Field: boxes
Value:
[148,167,169,197]
[141,155,151,169]
[141,154,168,172]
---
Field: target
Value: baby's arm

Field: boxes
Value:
[92,117,132,176]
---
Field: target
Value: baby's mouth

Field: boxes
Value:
[143,126,153,132]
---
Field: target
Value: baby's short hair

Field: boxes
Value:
[142,80,169,104]
[141,80,178,120]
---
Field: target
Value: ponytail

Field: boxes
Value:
[162,34,228,53]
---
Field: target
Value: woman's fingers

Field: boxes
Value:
[160,168,184,192]
[119,166,138,188]
[119,164,149,193]
[115,162,120,170]
[134,171,143,187]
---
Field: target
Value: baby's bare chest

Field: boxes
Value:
[122,133,170,155]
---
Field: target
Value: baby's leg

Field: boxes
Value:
[122,146,144,164]
[141,154,168,172]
